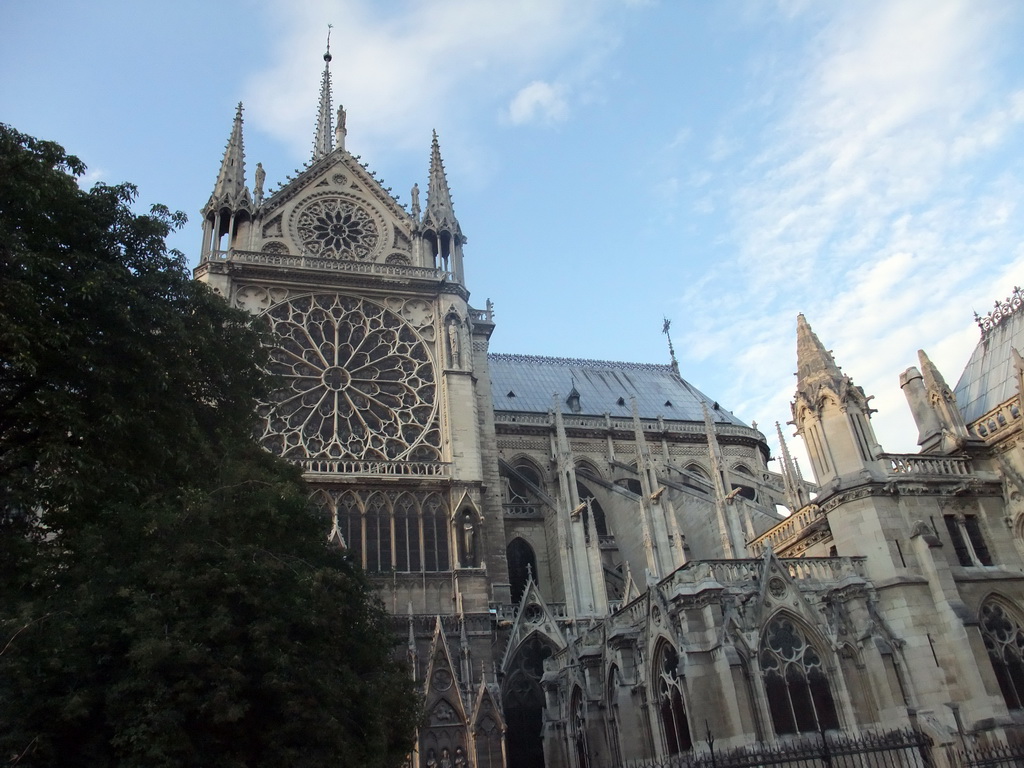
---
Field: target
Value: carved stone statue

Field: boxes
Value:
[411,183,421,221]
[454,746,468,768]
[461,510,475,567]
[447,315,462,369]
[426,748,437,768]
[440,748,453,768]
[253,162,265,205]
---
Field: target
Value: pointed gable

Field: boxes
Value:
[249,152,417,266]
[424,617,469,727]
[501,577,566,673]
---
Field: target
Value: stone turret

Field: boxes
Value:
[420,132,466,282]
[201,103,252,258]
[791,315,884,490]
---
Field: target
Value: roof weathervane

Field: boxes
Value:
[324,24,333,62]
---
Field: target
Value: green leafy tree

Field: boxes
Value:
[0,125,419,767]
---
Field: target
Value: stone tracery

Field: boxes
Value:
[981,600,1024,710]
[258,294,440,463]
[759,616,840,734]
[295,196,381,259]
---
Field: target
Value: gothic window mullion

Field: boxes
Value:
[981,601,1024,711]
[761,617,839,736]
[957,516,981,565]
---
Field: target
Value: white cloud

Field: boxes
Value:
[243,0,612,159]
[506,81,569,125]
[680,0,1024,461]
[76,167,107,189]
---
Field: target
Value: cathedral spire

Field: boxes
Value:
[776,421,808,511]
[796,313,843,387]
[420,131,466,280]
[312,27,335,162]
[206,102,248,213]
[424,131,459,230]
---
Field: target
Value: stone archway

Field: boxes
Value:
[503,633,555,768]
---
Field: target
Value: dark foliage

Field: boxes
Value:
[0,124,419,767]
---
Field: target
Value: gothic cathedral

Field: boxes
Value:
[195,52,1024,768]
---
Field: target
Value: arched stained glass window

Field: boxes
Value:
[576,481,608,539]
[656,643,692,754]
[338,491,363,563]
[981,600,1024,710]
[606,667,623,766]
[394,493,419,572]
[365,493,391,572]
[760,616,839,734]
[315,489,448,573]
[423,493,449,571]
[571,686,590,768]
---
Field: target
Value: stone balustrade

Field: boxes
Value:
[661,556,867,595]
[748,504,825,558]
[969,398,1022,442]
[880,453,973,477]
[206,248,454,281]
[503,503,543,518]
[301,458,450,477]
[493,411,761,440]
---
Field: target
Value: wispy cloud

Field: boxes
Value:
[506,81,569,125]
[243,0,614,159]
[680,0,1024,462]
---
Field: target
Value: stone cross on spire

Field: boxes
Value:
[312,25,335,161]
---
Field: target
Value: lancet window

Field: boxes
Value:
[759,616,840,734]
[980,600,1024,710]
[571,686,590,768]
[943,514,993,567]
[655,643,692,754]
[316,489,449,573]
[507,538,538,606]
[606,667,623,766]
[576,481,608,539]
[505,462,542,505]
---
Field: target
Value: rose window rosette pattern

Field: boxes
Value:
[295,197,381,260]
[258,294,441,462]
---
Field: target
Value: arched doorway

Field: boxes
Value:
[503,634,554,768]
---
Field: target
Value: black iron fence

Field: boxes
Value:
[624,729,934,768]
[952,741,1024,768]
[623,730,1024,768]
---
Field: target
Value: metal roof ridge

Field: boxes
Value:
[487,352,674,372]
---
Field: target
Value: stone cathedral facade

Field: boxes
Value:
[195,55,1024,768]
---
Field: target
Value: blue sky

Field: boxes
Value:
[5,0,1024,468]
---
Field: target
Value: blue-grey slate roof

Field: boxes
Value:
[487,353,746,425]
[954,309,1024,425]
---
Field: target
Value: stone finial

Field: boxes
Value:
[312,32,335,161]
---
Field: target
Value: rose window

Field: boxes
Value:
[295,197,381,259]
[258,294,440,462]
